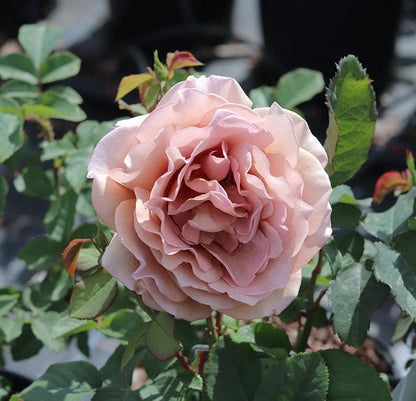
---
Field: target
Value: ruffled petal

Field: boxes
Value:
[219,271,302,319]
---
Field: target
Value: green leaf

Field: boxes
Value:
[64,149,91,191]
[0,79,40,99]
[331,203,361,229]
[249,86,276,108]
[229,323,256,343]
[0,287,20,316]
[31,311,66,352]
[92,387,140,401]
[143,352,176,381]
[75,120,116,149]
[18,236,62,270]
[333,230,364,262]
[0,375,12,401]
[145,312,181,360]
[39,92,86,121]
[138,370,196,401]
[22,282,50,313]
[121,324,146,371]
[118,100,148,115]
[374,237,416,320]
[52,315,98,338]
[100,309,146,342]
[254,322,291,354]
[41,268,72,302]
[175,319,208,355]
[320,349,391,401]
[0,53,38,84]
[19,361,102,401]
[11,323,43,360]
[0,113,23,163]
[99,344,146,392]
[254,352,329,401]
[153,50,168,81]
[13,160,54,199]
[0,175,8,219]
[362,188,416,244]
[40,51,81,83]
[275,68,325,109]
[21,103,66,118]
[46,85,83,104]
[40,131,76,161]
[144,81,160,110]
[44,188,77,242]
[75,247,100,272]
[18,24,61,70]
[204,336,261,401]
[115,73,153,101]
[392,312,413,343]
[324,55,377,186]
[69,269,118,319]
[328,262,389,347]
[0,315,23,342]
[323,237,343,277]
[329,184,372,207]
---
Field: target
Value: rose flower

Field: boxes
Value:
[88,75,332,321]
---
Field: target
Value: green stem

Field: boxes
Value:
[206,313,218,346]
[25,115,55,141]
[295,250,325,352]
[295,288,327,352]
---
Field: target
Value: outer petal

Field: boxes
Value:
[220,271,302,319]
[88,121,144,228]
[259,103,299,168]
[158,75,253,108]
[285,109,328,167]
[91,178,133,230]
[88,116,146,178]
[101,234,138,291]
[291,149,332,272]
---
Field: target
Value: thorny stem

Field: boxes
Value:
[25,115,55,141]
[206,313,218,346]
[215,312,223,337]
[295,250,326,352]
[175,350,194,372]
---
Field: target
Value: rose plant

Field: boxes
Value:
[0,24,415,401]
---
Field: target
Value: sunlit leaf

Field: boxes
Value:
[324,55,377,186]
[145,312,181,361]
[40,51,81,83]
[275,68,324,109]
[18,24,61,69]
[115,73,153,101]
[69,269,117,319]
[0,53,38,84]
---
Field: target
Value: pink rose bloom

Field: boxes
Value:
[88,75,332,321]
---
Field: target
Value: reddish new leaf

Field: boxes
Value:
[373,170,412,203]
[166,51,203,78]
[62,238,92,282]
